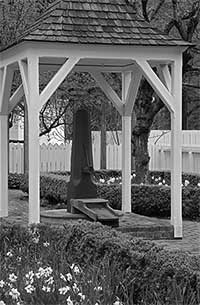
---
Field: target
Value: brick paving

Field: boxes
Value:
[1,190,199,256]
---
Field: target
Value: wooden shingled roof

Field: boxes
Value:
[2,0,190,50]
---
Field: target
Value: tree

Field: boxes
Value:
[127,0,200,183]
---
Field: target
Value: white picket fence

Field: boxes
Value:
[9,130,200,174]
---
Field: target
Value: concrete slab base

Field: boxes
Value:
[40,209,174,240]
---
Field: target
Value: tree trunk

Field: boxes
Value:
[132,124,150,184]
[100,101,106,169]
[132,79,164,184]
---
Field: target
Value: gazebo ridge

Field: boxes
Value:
[0,0,190,238]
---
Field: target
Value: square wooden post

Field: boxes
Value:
[20,56,40,224]
[122,72,132,212]
[0,66,13,218]
[171,56,182,238]
[0,115,8,217]
[122,115,132,212]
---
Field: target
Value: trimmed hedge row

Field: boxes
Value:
[8,172,200,220]
[1,222,199,304]
[48,169,200,187]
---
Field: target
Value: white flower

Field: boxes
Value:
[36,266,52,279]
[32,237,40,244]
[184,180,190,186]
[45,267,53,277]
[113,301,123,305]
[99,178,105,183]
[94,286,102,291]
[0,301,6,305]
[158,182,162,185]
[72,282,79,293]
[66,273,72,281]
[113,297,123,305]
[197,182,200,187]
[9,287,20,300]
[78,292,85,301]
[6,251,13,257]
[0,280,5,288]
[45,276,54,285]
[132,173,136,178]
[36,267,45,278]
[42,286,51,292]
[60,273,67,281]
[43,241,50,247]
[25,270,34,281]
[59,286,70,295]
[162,179,165,184]
[17,256,22,263]
[70,264,80,274]
[24,284,35,294]
[9,273,17,283]
[67,295,73,305]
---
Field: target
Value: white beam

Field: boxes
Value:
[0,66,13,218]
[18,59,29,103]
[157,64,172,92]
[0,67,5,112]
[171,56,182,238]
[121,115,132,212]
[0,66,14,114]
[91,71,123,115]
[123,68,142,115]
[27,55,40,224]
[0,115,8,217]
[135,59,175,113]
[8,84,24,113]
[39,57,80,109]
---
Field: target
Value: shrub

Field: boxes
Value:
[8,172,200,220]
[0,222,200,305]
[8,173,25,189]
[97,183,200,220]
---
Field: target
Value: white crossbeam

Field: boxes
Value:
[91,71,123,115]
[124,68,142,115]
[18,60,29,103]
[135,59,174,113]
[39,57,80,109]
[8,84,24,113]
[157,64,172,92]
[0,66,14,114]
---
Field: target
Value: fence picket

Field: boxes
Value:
[9,130,200,174]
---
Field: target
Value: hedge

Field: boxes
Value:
[48,169,200,187]
[8,172,200,220]
[1,222,199,304]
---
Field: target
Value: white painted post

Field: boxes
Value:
[121,72,132,212]
[0,66,13,218]
[171,56,182,238]
[122,115,132,212]
[0,115,8,217]
[26,56,40,224]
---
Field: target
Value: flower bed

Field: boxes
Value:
[0,222,200,305]
[8,172,200,220]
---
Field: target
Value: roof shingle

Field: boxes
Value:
[1,0,190,51]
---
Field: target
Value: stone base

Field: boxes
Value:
[40,209,174,240]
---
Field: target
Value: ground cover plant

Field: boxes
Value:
[0,222,200,305]
[8,171,200,220]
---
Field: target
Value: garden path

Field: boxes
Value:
[1,190,199,256]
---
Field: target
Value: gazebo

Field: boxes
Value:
[0,0,190,238]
